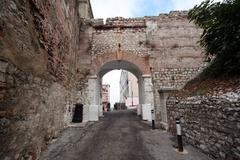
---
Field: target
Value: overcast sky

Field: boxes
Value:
[95,0,221,107]
[91,0,221,19]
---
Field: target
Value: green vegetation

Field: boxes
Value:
[188,0,240,76]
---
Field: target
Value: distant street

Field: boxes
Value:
[40,110,212,160]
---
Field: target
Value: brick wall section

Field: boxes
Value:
[167,91,240,159]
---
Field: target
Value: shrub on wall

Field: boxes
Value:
[188,0,240,76]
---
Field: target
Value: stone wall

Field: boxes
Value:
[0,1,213,158]
[167,81,240,159]
[148,12,205,122]
[92,18,147,56]
[152,67,203,90]
[0,0,92,159]
[0,60,78,159]
[90,12,205,122]
[153,67,203,121]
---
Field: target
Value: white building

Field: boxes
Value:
[102,84,110,111]
[119,70,139,108]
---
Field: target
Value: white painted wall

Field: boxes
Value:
[142,104,152,121]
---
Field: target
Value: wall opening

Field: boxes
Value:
[101,69,140,111]
[88,59,154,121]
[72,103,83,123]
[97,60,145,117]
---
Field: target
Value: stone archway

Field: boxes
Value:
[90,51,151,75]
[87,52,155,122]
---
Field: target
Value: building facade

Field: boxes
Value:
[119,70,139,108]
[120,70,129,103]
[102,84,110,111]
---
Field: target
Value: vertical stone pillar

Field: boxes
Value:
[98,78,103,117]
[88,75,100,121]
[142,75,154,121]
[159,90,170,130]
[137,76,144,116]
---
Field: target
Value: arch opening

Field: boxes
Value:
[97,60,143,78]
[97,60,144,117]
[101,69,140,112]
[87,59,154,122]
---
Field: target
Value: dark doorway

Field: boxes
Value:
[72,103,83,123]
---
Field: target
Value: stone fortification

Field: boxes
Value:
[167,78,240,160]
[90,12,204,122]
[2,0,228,158]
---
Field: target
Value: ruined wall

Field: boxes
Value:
[0,0,92,159]
[91,12,205,121]
[167,78,240,159]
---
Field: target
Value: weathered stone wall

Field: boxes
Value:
[167,85,240,159]
[148,12,204,122]
[153,67,203,121]
[0,60,79,159]
[92,18,147,56]
[0,0,92,159]
[0,1,212,158]
[91,12,205,122]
